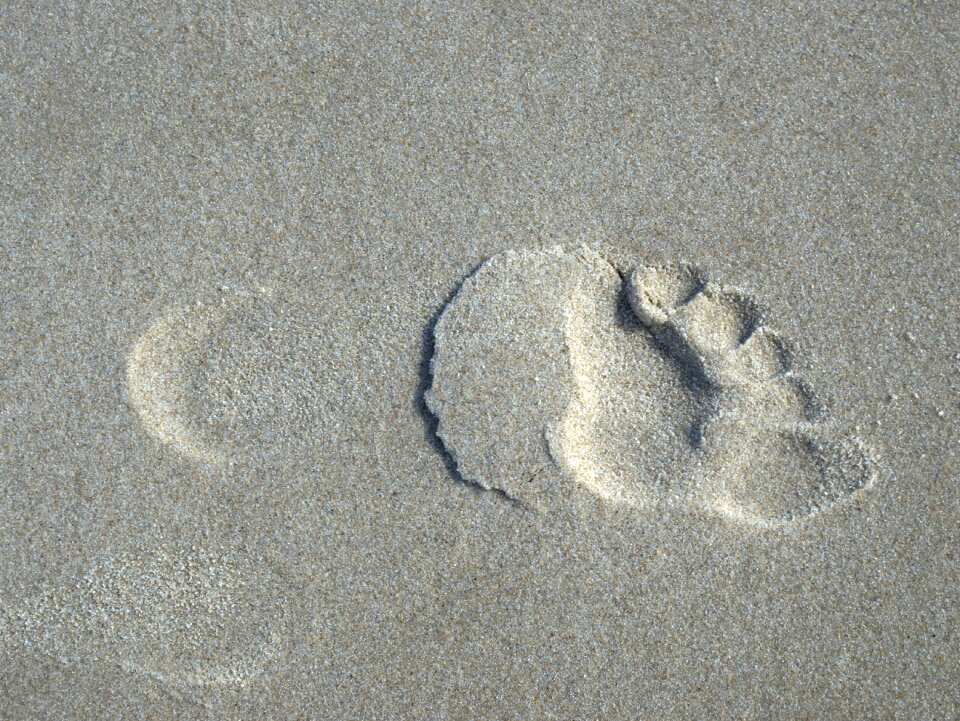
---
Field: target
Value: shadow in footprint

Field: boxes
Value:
[416,263,523,507]
[612,268,719,450]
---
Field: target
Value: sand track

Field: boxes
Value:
[427,247,876,525]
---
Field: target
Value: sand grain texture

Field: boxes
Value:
[2,2,958,719]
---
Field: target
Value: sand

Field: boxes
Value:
[2,2,958,719]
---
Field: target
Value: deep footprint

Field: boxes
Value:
[628,263,876,526]
[426,246,876,524]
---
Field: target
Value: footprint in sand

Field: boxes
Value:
[126,286,348,468]
[425,246,876,526]
[1,544,289,688]
[116,287,363,687]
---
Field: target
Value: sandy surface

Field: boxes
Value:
[2,2,958,719]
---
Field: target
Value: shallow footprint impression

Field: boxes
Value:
[1,544,289,688]
[127,287,350,469]
[426,246,876,526]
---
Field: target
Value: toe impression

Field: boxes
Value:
[627,264,704,328]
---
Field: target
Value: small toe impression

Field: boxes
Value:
[627,263,704,327]
[803,432,875,502]
[785,377,828,422]
[749,376,828,424]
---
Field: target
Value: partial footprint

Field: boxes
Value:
[426,246,876,525]
[127,287,347,467]
[628,264,876,526]
[426,247,706,509]
[2,544,289,687]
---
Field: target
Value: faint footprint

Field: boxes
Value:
[127,287,347,467]
[627,263,876,526]
[425,246,876,525]
[1,544,289,688]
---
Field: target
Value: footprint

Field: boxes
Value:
[1,544,289,688]
[627,264,876,526]
[426,246,876,524]
[127,287,348,467]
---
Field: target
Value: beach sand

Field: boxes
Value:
[1,2,958,718]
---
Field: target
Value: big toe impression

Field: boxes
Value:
[627,263,704,327]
